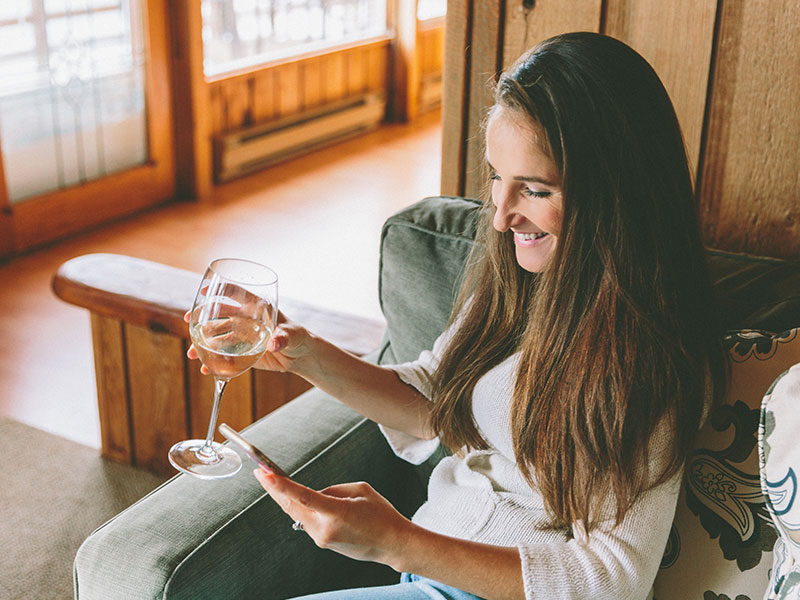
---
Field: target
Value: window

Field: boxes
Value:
[416,0,446,21]
[201,0,388,78]
[0,0,147,203]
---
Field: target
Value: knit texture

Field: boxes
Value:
[380,323,677,600]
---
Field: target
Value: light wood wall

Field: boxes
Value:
[442,0,800,260]
[208,38,391,137]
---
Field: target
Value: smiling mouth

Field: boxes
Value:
[515,232,548,241]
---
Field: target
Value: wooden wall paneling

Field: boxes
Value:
[252,70,277,123]
[503,0,603,69]
[90,314,132,463]
[323,52,347,104]
[461,1,506,199]
[367,43,388,92]
[209,86,226,137]
[440,0,473,196]
[187,357,254,443]
[603,0,718,178]
[345,47,365,96]
[223,78,252,131]
[303,58,323,109]
[125,323,188,474]
[698,0,800,259]
[277,61,302,118]
[419,23,444,77]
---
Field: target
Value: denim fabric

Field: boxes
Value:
[288,574,484,600]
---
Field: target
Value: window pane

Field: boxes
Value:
[202,0,388,77]
[0,0,146,203]
[417,0,446,21]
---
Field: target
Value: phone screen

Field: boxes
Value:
[219,423,288,477]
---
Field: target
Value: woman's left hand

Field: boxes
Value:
[254,467,414,567]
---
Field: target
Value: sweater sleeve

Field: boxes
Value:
[518,420,681,600]
[377,316,462,465]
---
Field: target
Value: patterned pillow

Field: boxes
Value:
[760,357,800,599]
[653,328,800,600]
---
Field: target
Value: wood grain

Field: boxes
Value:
[277,61,302,118]
[90,314,132,462]
[125,323,188,474]
[0,133,13,255]
[698,0,800,259]
[440,0,472,196]
[604,0,718,178]
[392,0,420,121]
[168,0,212,200]
[503,0,602,68]
[462,1,504,199]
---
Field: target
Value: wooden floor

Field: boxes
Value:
[0,110,442,449]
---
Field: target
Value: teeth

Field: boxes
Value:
[517,232,548,240]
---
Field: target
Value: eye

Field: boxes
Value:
[522,188,552,199]
[488,171,500,181]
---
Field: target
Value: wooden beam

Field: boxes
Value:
[391,0,421,122]
[440,0,473,197]
[0,134,13,258]
[168,0,213,200]
[462,0,505,199]
[698,0,800,259]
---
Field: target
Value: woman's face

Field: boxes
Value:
[486,106,563,273]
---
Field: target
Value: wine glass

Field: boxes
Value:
[169,258,278,479]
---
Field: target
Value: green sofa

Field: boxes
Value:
[74,196,800,599]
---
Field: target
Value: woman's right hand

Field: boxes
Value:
[184,310,314,376]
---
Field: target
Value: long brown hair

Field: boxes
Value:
[430,33,727,529]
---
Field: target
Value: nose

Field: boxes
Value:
[492,183,518,232]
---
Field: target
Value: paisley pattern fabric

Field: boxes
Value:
[759,358,800,599]
[654,329,800,600]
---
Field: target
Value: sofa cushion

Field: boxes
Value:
[377,196,480,365]
[74,388,423,599]
[760,356,800,599]
[654,329,800,600]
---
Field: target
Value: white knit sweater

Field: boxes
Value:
[381,323,677,600]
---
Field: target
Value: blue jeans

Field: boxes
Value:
[288,574,484,599]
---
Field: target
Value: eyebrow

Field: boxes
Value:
[486,160,558,187]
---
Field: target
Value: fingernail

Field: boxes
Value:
[253,467,275,482]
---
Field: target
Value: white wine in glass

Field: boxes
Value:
[169,258,278,479]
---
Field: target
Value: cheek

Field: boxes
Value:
[531,205,562,234]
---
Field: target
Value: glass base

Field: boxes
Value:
[168,439,242,479]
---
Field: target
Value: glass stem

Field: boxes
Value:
[200,376,228,455]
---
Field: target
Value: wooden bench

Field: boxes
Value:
[52,253,386,475]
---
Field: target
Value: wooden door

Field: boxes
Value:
[0,0,174,256]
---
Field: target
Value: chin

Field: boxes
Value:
[516,251,554,273]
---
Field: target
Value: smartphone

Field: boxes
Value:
[218,423,288,477]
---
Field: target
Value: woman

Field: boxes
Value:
[190,32,728,599]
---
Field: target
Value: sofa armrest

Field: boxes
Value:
[74,385,430,599]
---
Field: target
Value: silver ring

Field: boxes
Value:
[291,520,304,531]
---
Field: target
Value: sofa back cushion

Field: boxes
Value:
[377,196,480,365]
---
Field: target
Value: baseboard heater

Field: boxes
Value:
[214,92,387,182]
